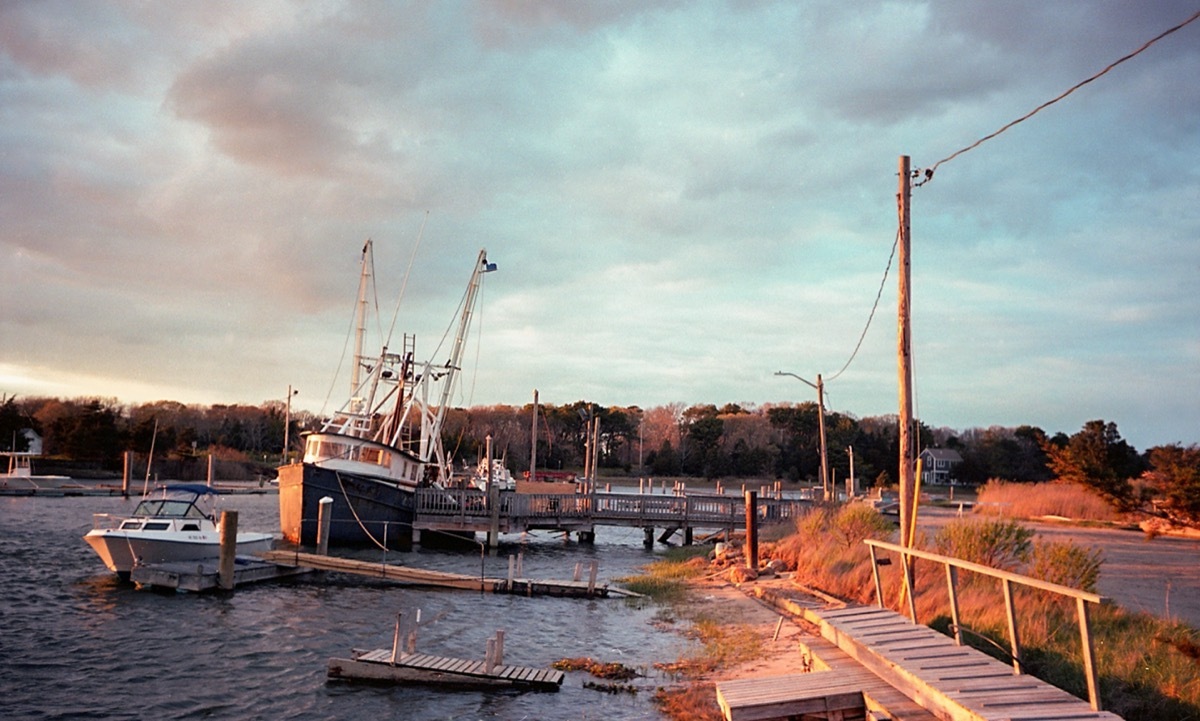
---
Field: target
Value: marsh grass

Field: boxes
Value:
[616,545,710,603]
[976,479,1125,522]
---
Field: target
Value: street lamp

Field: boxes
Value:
[284,385,299,464]
[775,371,830,502]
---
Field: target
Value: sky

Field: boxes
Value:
[2,1,1198,452]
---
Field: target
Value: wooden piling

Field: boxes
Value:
[122,451,131,497]
[745,490,758,571]
[218,510,237,590]
[317,496,333,555]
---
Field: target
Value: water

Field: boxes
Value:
[0,493,690,720]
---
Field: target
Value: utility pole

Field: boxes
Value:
[815,373,829,502]
[898,155,916,548]
[774,371,829,501]
[529,389,538,483]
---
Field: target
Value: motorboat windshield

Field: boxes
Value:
[131,484,220,520]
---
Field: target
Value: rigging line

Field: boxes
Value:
[920,6,1200,185]
[386,211,430,348]
[825,224,901,383]
[322,252,366,417]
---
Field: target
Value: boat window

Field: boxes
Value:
[157,500,195,517]
[133,500,163,516]
[312,440,349,461]
[181,523,201,531]
[360,448,391,467]
[143,522,170,531]
[119,521,144,530]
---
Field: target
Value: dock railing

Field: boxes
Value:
[863,538,1110,711]
[414,487,807,529]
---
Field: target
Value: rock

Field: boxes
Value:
[729,566,759,583]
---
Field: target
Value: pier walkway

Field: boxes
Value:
[413,487,807,542]
[719,593,1122,721]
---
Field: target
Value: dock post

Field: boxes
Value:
[407,609,420,654]
[587,561,598,597]
[508,555,516,590]
[391,612,402,665]
[218,510,237,590]
[207,454,214,487]
[643,527,653,547]
[317,496,333,555]
[495,629,505,667]
[684,527,693,545]
[573,562,582,582]
[485,637,496,672]
[745,491,758,571]
[122,451,131,497]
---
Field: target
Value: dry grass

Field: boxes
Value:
[652,683,724,721]
[975,479,1125,522]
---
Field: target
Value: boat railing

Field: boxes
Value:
[90,513,125,531]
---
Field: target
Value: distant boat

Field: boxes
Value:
[83,484,275,580]
[1,451,70,486]
[277,242,496,549]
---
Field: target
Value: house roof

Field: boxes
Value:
[920,447,963,463]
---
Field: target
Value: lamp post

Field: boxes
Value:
[775,371,829,502]
[284,385,299,464]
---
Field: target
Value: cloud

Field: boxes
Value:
[1,0,1198,450]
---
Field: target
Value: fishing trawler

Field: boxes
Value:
[277,242,496,549]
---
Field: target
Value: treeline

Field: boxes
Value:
[6,394,1194,514]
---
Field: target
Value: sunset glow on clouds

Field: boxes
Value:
[2,1,1198,449]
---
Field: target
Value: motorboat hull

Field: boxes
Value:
[278,463,415,550]
[83,530,275,581]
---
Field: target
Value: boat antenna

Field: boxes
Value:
[142,418,158,497]
[385,211,429,347]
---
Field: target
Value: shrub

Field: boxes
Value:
[932,517,1033,570]
[831,504,893,549]
[1028,539,1103,593]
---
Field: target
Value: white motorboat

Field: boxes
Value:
[83,484,275,580]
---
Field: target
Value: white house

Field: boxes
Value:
[919,447,963,485]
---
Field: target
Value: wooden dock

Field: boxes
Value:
[129,556,312,592]
[413,487,807,542]
[261,550,636,598]
[328,649,564,690]
[718,598,1124,721]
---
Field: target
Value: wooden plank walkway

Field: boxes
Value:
[802,604,1124,721]
[261,550,636,598]
[717,631,938,721]
[327,648,564,690]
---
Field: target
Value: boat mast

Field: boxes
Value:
[428,249,495,443]
[350,240,373,417]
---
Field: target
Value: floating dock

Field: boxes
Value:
[328,649,564,690]
[129,556,312,592]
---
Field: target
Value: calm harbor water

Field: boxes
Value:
[0,491,692,720]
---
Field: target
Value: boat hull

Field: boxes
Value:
[83,531,275,581]
[278,463,415,549]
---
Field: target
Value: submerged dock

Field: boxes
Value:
[261,550,635,598]
[130,556,312,592]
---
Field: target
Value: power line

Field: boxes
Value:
[825,224,900,383]
[918,7,1200,185]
